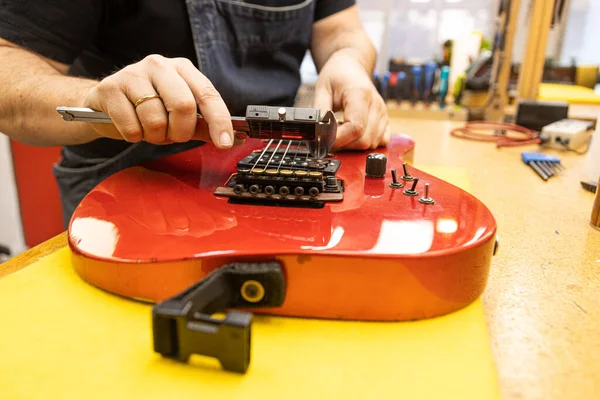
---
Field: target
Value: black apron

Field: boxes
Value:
[53,0,315,227]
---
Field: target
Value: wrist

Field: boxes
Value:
[327,47,373,74]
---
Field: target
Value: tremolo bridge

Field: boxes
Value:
[214,140,344,207]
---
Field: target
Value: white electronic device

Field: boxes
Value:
[540,119,594,151]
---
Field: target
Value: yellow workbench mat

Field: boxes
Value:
[539,83,600,104]
[0,166,499,400]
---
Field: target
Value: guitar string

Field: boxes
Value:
[277,140,293,171]
[301,140,310,163]
[252,139,310,171]
[251,139,273,170]
[290,140,300,169]
[264,139,283,170]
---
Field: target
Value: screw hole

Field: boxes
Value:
[309,115,313,119]
[241,280,265,303]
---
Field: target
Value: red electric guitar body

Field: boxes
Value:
[68,134,497,321]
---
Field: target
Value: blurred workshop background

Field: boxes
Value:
[1,0,599,261]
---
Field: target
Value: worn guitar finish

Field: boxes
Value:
[68,135,497,321]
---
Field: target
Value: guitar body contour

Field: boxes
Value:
[68,135,497,321]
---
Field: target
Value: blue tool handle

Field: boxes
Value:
[382,71,390,101]
[521,152,561,163]
[438,66,450,107]
[397,71,407,102]
[411,65,422,103]
[423,62,437,102]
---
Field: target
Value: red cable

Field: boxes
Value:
[450,121,541,147]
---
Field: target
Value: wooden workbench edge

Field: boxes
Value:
[0,231,68,278]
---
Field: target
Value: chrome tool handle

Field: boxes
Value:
[56,106,250,133]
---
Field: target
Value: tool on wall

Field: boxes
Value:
[438,66,450,108]
[474,0,521,122]
[423,61,438,104]
[373,61,453,113]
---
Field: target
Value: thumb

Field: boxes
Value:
[313,84,333,117]
[333,88,369,148]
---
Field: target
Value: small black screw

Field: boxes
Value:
[418,183,435,204]
[389,169,404,188]
[401,162,414,181]
[244,284,258,298]
[403,177,419,196]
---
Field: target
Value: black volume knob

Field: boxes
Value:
[325,176,338,189]
[365,153,387,178]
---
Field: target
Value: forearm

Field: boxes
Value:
[0,42,99,146]
[310,6,376,74]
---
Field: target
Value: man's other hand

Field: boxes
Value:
[84,55,234,148]
[313,50,390,150]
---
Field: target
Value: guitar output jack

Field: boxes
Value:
[240,280,265,303]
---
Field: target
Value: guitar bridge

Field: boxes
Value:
[214,142,344,207]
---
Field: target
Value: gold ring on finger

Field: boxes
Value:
[134,94,161,108]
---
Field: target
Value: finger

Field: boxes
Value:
[381,123,391,147]
[149,62,198,143]
[121,76,169,144]
[333,88,371,148]
[383,112,392,146]
[175,60,234,149]
[85,79,143,142]
[369,117,384,149]
[133,93,168,144]
[374,94,390,147]
[313,83,334,116]
[372,111,389,149]
[343,100,378,150]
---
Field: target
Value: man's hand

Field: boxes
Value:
[84,54,234,148]
[313,50,390,150]
[309,5,390,151]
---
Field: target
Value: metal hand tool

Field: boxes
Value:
[56,105,337,159]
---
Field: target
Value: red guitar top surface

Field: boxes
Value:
[68,135,497,321]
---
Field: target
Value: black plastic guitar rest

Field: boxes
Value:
[152,261,286,373]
